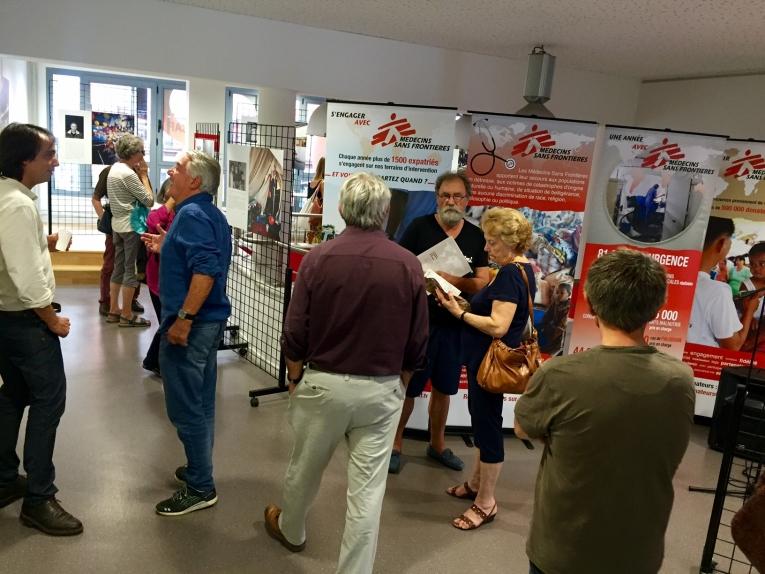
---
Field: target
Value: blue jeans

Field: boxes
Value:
[160,320,225,493]
[0,310,66,504]
[529,562,544,574]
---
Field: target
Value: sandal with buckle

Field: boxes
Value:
[452,503,497,531]
[446,481,478,500]
[119,315,151,328]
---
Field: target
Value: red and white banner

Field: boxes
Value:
[323,102,456,235]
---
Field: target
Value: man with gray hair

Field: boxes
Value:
[142,151,231,516]
[264,172,428,573]
[514,249,695,574]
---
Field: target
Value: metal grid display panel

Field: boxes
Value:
[709,459,763,574]
[701,384,765,574]
[47,74,147,248]
[225,122,294,379]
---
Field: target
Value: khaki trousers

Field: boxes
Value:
[280,368,404,574]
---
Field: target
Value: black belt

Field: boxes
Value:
[0,309,36,316]
[0,302,60,316]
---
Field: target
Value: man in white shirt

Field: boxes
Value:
[0,123,82,536]
[688,216,759,349]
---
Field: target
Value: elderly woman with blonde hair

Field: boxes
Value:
[437,207,536,531]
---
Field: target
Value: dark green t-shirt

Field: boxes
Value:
[514,345,695,574]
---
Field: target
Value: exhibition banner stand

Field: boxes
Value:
[569,126,727,416]
[323,100,457,239]
[409,113,598,431]
[683,139,765,416]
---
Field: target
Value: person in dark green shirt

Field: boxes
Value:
[514,249,695,574]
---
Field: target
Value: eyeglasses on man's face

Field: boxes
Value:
[437,193,467,202]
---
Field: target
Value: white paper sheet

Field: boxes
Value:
[417,236,472,277]
[424,269,461,296]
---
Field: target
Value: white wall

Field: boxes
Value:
[0,0,640,126]
[0,56,31,124]
[188,77,227,146]
[636,75,765,140]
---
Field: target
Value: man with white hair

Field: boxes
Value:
[264,172,429,574]
[142,151,231,516]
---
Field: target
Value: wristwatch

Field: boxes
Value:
[177,309,197,321]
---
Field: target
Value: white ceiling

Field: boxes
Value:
[166,0,765,80]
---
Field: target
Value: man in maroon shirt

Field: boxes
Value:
[264,172,428,574]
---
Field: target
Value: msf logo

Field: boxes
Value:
[724,149,765,178]
[511,124,556,157]
[641,138,684,168]
[371,113,416,147]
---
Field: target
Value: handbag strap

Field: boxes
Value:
[513,262,536,338]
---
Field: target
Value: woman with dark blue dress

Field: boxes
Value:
[437,207,535,531]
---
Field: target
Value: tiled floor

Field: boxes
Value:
[0,286,722,573]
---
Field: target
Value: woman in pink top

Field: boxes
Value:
[142,179,175,376]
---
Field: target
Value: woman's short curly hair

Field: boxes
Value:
[115,134,144,161]
[481,208,533,253]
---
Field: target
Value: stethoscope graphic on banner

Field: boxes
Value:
[469,118,516,176]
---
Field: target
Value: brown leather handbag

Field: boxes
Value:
[730,470,765,572]
[477,263,541,395]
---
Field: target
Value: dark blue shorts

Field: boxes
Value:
[406,324,462,398]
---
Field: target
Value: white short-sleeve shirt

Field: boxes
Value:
[688,271,742,347]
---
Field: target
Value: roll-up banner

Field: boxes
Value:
[683,139,765,416]
[409,113,598,430]
[568,127,728,417]
[323,102,457,239]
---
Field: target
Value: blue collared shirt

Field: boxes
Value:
[159,193,232,324]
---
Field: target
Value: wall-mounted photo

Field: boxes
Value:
[64,114,84,139]
[229,160,246,191]
[247,147,285,241]
[92,112,135,164]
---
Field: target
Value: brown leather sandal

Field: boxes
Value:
[446,481,478,501]
[452,503,497,530]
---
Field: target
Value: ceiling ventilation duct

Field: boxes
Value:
[516,45,555,118]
